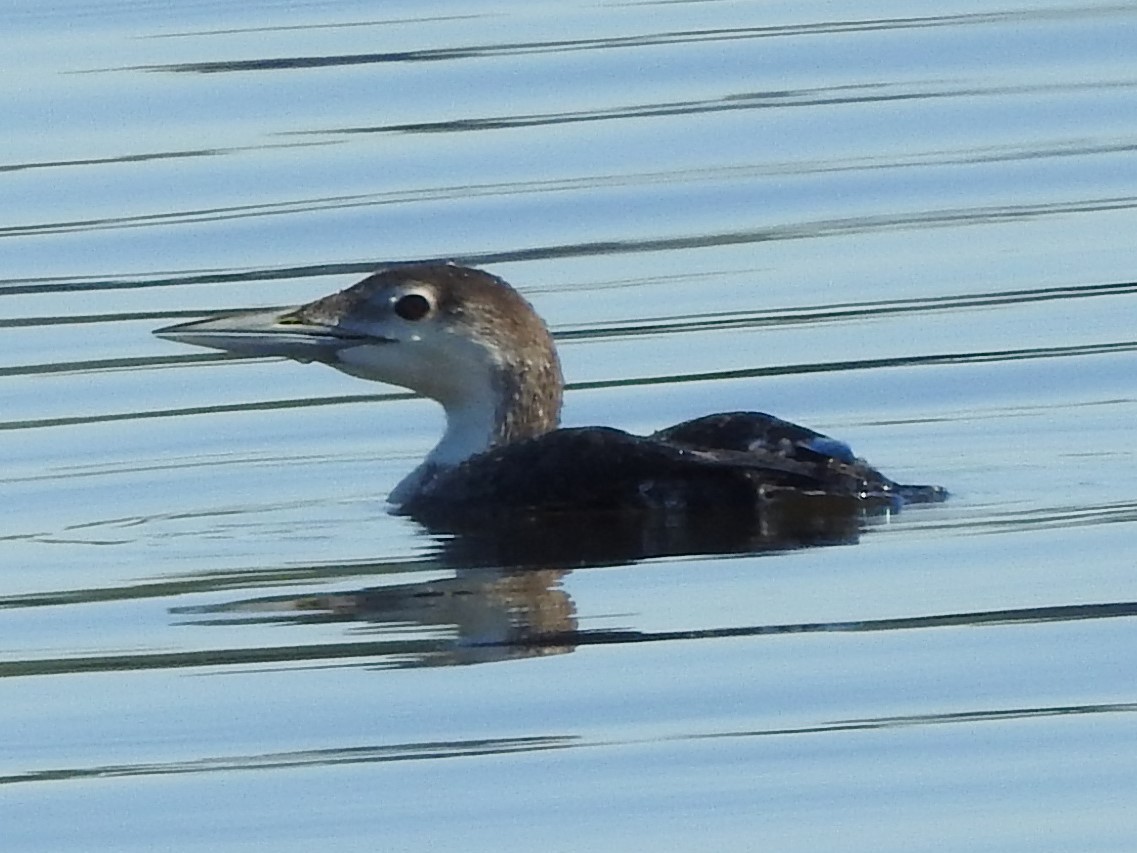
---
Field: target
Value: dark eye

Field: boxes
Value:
[394,293,432,321]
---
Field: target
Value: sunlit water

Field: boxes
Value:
[3,2,1137,850]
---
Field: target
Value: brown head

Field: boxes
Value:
[157,263,564,502]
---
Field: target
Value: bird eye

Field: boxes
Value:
[394,293,432,321]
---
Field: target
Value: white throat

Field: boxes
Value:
[387,395,500,506]
[430,394,501,467]
[334,333,508,507]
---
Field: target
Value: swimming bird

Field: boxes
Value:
[155,263,945,528]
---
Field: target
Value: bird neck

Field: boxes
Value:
[387,355,563,505]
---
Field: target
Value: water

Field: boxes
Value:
[4,2,1137,850]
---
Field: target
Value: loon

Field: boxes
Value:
[155,263,945,526]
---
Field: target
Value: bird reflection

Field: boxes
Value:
[175,491,872,668]
[178,567,576,667]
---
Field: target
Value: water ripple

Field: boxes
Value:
[4,599,1136,679]
[3,196,1136,288]
[1,735,574,785]
[310,80,1137,136]
[5,698,1133,787]
[141,7,1137,73]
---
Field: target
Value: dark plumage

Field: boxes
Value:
[156,262,946,534]
[404,413,944,528]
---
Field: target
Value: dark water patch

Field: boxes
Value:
[836,137,1137,172]
[685,700,1137,741]
[0,192,396,239]
[2,735,575,786]
[0,390,408,431]
[0,638,441,678]
[0,554,433,610]
[558,280,1137,340]
[312,80,1137,136]
[0,264,366,296]
[0,352,231,377]
[0,148,224,174]
[143,7,1137,73]
[2,450,378,487]
[0,140,339,174]
[569,340,1137,389]
[0,310,226,329]
[521,600,1137,651]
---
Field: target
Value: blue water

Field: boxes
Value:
[3,2,1137,850]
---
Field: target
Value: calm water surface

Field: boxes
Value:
[3,2,1137,850]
